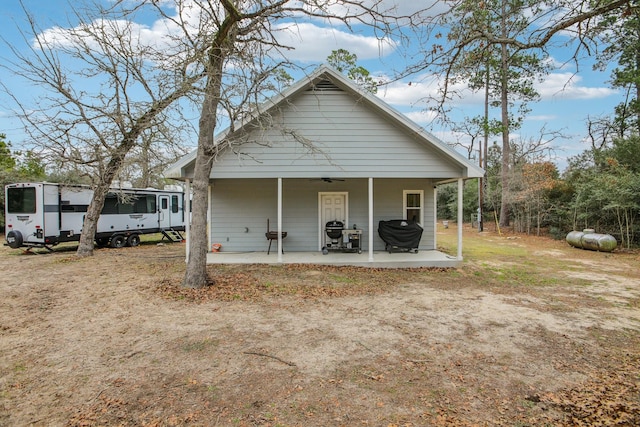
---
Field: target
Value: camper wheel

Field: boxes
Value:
[110,234,126,248]
[95,237,109,247]
[127,234,141,247]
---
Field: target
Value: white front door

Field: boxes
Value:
[319,192,348,249]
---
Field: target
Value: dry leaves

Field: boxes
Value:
[155,263,451,302]
[539,354,640,426]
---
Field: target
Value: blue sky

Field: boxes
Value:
[0,0,621,172]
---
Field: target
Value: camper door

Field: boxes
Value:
[158,195,172,229]
[43,184,61,239]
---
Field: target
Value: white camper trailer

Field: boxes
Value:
[4,182,185,250]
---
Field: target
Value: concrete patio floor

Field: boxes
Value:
[206,249,461,268]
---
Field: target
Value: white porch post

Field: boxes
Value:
[207,183,212,253]
[368,177,374,262]
[457,178,463,260]
[433,184,438,249]
[185,178,191,263]
[277,177,283,263]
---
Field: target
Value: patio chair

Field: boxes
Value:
[266,218,287,255]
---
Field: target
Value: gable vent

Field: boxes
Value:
[308,79,342,92]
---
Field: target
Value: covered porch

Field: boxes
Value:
[206,248,460,268]
[182,176,468,267]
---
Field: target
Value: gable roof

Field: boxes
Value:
[165,65,484,180]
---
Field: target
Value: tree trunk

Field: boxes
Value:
[141,137,151,188]
[479,63,490,232]
[498,3,510,228]
[182,85,221,287]
[76,145,133,257]
[636,51,640,134]
[182,37,228,288]
[183,148,215,288]
[76,183,109,257]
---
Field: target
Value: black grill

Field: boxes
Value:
[325,220,344,239]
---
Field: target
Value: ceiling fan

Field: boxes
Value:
[309,177,346,183]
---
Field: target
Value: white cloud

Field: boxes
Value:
[35,19,172,58]
[543,55,574,71]
[35,2,398,67]
[536,73,617,100]
[274,22,396,62]
[377,73,494,111]
[289,0,449,27]
[404,109,438,125]
[376,75,439,106]
[376,69,617,115]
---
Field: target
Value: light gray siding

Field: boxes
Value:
[373,179,436,251]
[209,178,435,252]
[209,90,463,179]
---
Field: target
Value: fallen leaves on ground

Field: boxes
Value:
[539,353,640,426]
[155,263,451,302]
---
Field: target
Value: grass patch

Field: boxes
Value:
[438,230,530,259]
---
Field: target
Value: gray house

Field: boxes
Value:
[165,65,483,267]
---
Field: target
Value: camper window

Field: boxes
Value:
[7,187,37,214]
[102,195,118,214]
[171,195,179,213]
[102,194,156,214]
[134,195,156,213]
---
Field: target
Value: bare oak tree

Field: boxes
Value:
[142,0,410,288]
[2,1,201,256]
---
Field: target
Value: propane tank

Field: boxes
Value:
[566,229,617,252]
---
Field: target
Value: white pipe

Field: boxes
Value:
[368,177,374,262]
[433,183,438,249]
[457,178,463,260]
[185,178,191,263]
[207,183,212,253]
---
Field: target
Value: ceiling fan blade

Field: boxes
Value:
[308,178,346,183]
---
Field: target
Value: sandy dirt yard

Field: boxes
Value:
[0,226,639,426]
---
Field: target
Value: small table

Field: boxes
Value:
[341,229,362,253]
